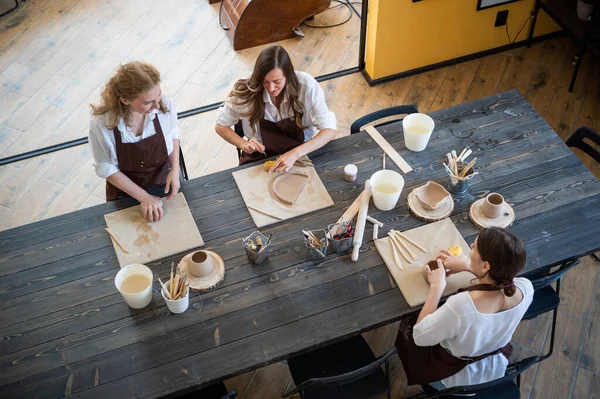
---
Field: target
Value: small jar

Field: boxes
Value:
[344,164,358,182]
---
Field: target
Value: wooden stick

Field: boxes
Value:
[366,215,384,227]
[104,228,129,253]
[365,126,413,173]
[457,147,468,161]
[388,232,412,263]
[459,149,472,162]
[169,263,175,298]
[458,157,477,178]
[247,205,283,220]
[382,153,386,170]
[333,189,367,235]
[373,224,379,240]
[158,278,172,300]
[388,235,403,270]
[394,233,418,260]
[392,230,428,253]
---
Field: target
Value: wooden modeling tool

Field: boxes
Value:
[105,228,129,253]
[352,180,372,262]
[365,126,413,173]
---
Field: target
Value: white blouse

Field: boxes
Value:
[215,71,337,143]
[88,97,179,179]
[413,277,534,388]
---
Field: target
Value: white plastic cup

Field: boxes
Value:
[161,280,189,314]
[370,170,404,211]
[402,113,435,152]
[115,264,153,309]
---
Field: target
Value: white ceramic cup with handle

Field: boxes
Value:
[114,264,153,309]
[370,170,405,211]
[402,113,435,152]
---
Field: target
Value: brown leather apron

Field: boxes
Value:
[106,115,170,201]
[395,284,513,386]
[239,118,305,165]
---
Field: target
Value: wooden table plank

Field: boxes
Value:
[1,90,599,398]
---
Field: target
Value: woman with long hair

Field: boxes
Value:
[89,61,180,222]
[215,44,336,172]
[396,227,534,389]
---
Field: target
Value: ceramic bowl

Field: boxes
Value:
[415,181,451,211]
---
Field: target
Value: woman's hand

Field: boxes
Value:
[426,259,447,294]
[438,249,471,275]
[241,138,265,155]
[270,150,299,173]
[141,195,164,222]
[164,168,181,200]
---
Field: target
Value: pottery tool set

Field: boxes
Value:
[443,147,477,180]
[160,263,189,301]
[385,229,428,270]
[374,218,475,307]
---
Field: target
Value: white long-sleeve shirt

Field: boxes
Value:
[88,97,179,179]
[215,71,336,143]
[413,277,534,388]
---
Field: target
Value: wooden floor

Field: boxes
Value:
[0,1,599,398]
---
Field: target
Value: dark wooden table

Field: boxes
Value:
[1,90,599,398]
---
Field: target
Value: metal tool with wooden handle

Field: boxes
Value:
[352,180,372,262]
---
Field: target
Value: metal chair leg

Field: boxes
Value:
[540,278,561,361]
[569,51,585,93]
[0,0,19,19]
[526,1,540,48]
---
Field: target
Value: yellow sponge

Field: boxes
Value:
[448,245,462,257]
[263,160,275,172]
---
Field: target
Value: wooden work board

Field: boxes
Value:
[104,193,204,267]
[374,218,476,307]
[232,163,334,228]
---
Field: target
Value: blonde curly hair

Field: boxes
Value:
[91,61,168,130]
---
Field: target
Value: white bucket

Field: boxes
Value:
[402,113,435,152]
[370,170,404,211]
[115,264,153,309]
[161,280,189,314]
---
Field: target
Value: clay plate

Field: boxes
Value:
[269,172,310,205]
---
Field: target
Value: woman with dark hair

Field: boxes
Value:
[215,44,336,172]
[396,227,534,389]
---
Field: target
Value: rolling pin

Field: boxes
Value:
[352,180,372,262]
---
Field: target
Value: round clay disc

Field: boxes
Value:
[408,186,454,222]
[469,198,516,229]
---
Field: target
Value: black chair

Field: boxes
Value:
[234,121,245,159]
[350,105,419,135]
[521,259,580,361]
[407,355,539,399]
[165,382,237,399]
[566,126,600,165]
[565,127,600,261]
[179,145,189,181]
[282,334,397,399]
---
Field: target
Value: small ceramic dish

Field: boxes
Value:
[414,181,451,211]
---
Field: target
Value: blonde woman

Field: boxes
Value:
[89,61,180,222]
[215,45,336,172]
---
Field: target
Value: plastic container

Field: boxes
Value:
[115,264,153,309]
[161,280,189,314]
[344,164,358,182]
[402,113,435,152]
[370,170,405,211]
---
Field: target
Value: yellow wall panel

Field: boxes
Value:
[366,0,560,80]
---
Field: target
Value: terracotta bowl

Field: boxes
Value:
[415,181,451,211]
